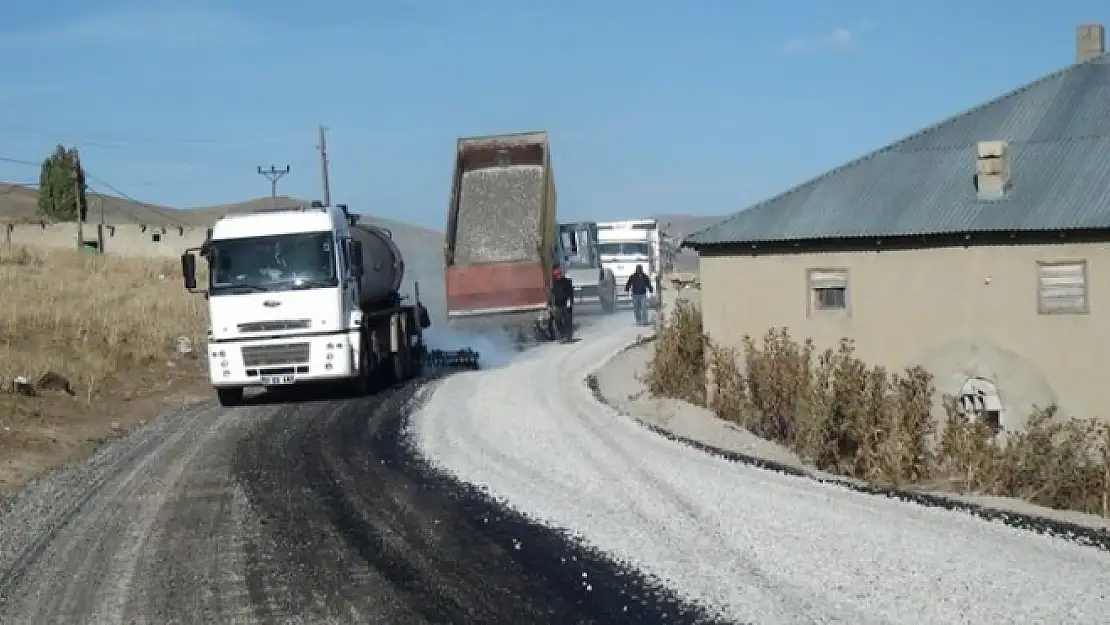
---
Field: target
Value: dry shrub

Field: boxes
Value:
[0,245,207,399]
[646,305,1110,515]
[706,343,745,422]
[737,330,934,486]
[643,299,706,406]
[942,404,1110,516]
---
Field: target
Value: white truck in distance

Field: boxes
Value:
[180,203,432,407]
[596,218,662,303]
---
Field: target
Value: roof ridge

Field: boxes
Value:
[688,50,1110,244]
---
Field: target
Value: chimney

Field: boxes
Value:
[1077,23,1106,63]
[974,140,1011,201]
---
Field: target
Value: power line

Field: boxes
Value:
[0,118,294,149]
[0,156,40,168]
[0,154,188,226]
[84,175,190,226]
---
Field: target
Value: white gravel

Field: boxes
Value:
[409,315,1110,624]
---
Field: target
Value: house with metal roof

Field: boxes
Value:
[684,24,1110,430]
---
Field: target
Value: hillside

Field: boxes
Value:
[0,184,430,233]
[0,181,722,276]
[0,182,208,226]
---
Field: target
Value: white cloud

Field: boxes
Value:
[779,25,864,55]
[5,7,267,49]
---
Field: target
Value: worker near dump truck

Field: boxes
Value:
[550,265,574,341]
[625,264,654,326]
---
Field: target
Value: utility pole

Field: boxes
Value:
[257,165,290,209]
[72,154,89,252]
[317,125,331,207]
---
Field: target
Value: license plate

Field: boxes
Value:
[260,374,295,385]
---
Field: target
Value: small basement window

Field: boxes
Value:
[808,268,848,314]
[1038,260,1088,315]
[958,377,1004,433]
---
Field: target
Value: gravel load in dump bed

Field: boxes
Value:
[455,164,545,264]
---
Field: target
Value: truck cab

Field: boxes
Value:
[181,206,360,405]
[557,221,617,313]
[180,204,427,406]
[597,219,661,304]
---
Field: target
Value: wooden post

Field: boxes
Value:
[73,157,87,251]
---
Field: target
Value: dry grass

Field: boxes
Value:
[0,245,209,496]
[646,300,1110,517]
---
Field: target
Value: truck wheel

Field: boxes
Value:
[392,339,411,382]
[602,293,616,314]
[350,338,372,396]
[216,387,243,407]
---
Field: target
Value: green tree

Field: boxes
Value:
[37,144,87,221]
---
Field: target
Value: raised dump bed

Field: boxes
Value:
[444,131,558,333]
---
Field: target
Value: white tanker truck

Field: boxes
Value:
[181,202,477,407]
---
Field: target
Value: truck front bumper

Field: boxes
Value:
[207,332,359,388]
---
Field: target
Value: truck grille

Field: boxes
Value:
[241,343,310,367]
[237,319,311,333]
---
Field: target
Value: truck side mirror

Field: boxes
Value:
[181,252,197,290]
[351,240,365,276]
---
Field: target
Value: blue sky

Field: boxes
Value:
[0,1,1104,230]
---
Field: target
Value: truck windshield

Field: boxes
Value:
[598,242,650,259]
[207,232,338,295]
[561,228,596,269]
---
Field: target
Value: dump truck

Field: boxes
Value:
[181,202,477,407]
[444,131,564,340]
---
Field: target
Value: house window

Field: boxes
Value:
[1037,260,1088,314]
[808,268,849,313]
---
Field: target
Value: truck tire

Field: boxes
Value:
[350,337,372,396]
[392,338,411,382]
[602,291,617,314]
[216,387,243,407]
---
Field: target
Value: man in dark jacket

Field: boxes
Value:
[550,266,574,340]
[624,264,654,325]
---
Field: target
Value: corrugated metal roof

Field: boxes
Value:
[687,53,1110,247]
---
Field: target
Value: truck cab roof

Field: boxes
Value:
[211,205,349,240]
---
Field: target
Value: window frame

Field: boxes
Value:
[1036,259,1089,315]
[806,267,850,317]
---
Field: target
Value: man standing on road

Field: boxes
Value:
[625,264,654,326]
[550,265,575,341]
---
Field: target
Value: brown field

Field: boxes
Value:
[0,246,210,497]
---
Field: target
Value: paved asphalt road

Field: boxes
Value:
[0,377,723,625]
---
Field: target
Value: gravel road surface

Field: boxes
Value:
[411,315,1110,624]
[0,378,719,624]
